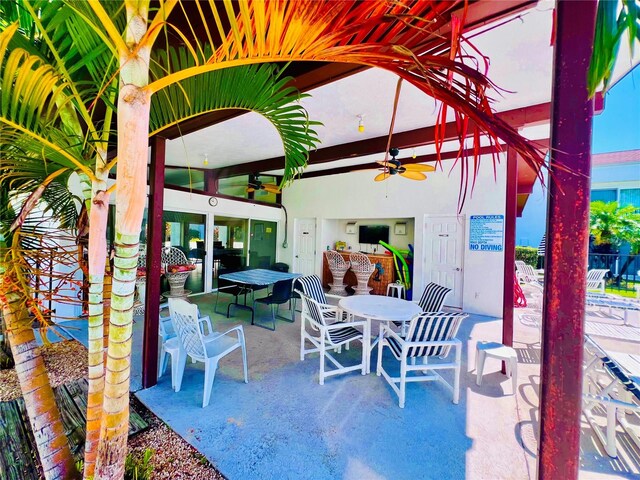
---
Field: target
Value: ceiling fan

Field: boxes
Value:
[246,174,281,194]
[374,147,435,182]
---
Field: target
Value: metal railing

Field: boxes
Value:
[588,253,639,294]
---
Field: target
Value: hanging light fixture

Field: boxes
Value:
[412,148,417,159]
[203,153,209,166]
[356,114,365,133]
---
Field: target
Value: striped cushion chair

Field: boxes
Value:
[298,293,368,385]
[377,311,468,408]
[392,282,452,335]
[295,274,349,322]
[418,282,452,311]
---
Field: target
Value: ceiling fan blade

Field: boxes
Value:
[374,172,390,182]
[399,171,427,181]
[262,184,281,194]
[246,187,256,193]
[403,163,436,172]
[376,161,393,168]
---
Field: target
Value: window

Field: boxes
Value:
[591,189,617,203]
[620,188,640,208]
[217,175,279,204]
[165,167,205,191]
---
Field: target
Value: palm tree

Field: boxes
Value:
[2,1,551,478]
[1,2,319,478]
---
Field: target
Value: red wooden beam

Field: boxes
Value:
[502,147,517,372]
[537,2,596,478]
[142,136,166,389]
[296,144,504,179]
[211,102,551,179]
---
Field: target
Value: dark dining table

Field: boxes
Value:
[218,268,301,320]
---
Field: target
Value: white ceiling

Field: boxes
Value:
[162,4,636,175]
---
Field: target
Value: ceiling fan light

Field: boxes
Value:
[203,154,209,166]
[357,114,365,133]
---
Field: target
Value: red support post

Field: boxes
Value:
[537,1,597,478]
[142,136,166,388]
[502,147,517,372]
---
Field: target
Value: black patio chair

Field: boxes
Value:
[252,279,294,330]
[215,271,250,318]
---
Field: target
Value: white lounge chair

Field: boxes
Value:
[515,261,543,290]
[586,269,609,293]
[377,311,468,407]
[168,298,248,407]
[297,291,368,385]
[582,336,640,457]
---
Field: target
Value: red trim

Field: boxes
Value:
[142,136,166,389]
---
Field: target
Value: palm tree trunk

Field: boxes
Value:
[0,282,78,480]
[82,185,110,479]
[95,2,151,478]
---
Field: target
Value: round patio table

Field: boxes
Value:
[339,295,422,374]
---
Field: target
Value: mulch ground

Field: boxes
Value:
[0,339,223,479]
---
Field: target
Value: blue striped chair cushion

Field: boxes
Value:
[602,356,640,402]
[418,283,452,312]
[298,275,327,304]
[327,326,362,344]
[404,312,467,358]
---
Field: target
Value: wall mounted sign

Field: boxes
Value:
[469,215,504,252]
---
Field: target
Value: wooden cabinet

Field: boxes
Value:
[322,252,396,296]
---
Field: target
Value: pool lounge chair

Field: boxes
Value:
[582,336,640,457]
[586,269,609,294]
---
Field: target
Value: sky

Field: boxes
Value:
[592,65,640,154]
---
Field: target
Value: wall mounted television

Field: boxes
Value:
[358,225,389,245]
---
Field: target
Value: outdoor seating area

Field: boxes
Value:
[3,1,640,479]
[126,279,640,479]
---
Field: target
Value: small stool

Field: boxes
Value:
[386,282,406,299]
[475,341,517,395]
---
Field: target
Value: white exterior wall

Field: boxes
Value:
[280,154,508,317]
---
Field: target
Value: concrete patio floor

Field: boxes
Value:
[129,290,640,480]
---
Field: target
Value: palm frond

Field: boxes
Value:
[588,0,640,96]
[150,55,320,178]
[144,0,546,198]
[0,23,93,175]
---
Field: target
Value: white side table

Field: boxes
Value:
[475,341,518,395]
[386,282,406,299]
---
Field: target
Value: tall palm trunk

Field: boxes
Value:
[0,280,77,480]
[83,181,110,479]
[95,2,151,478]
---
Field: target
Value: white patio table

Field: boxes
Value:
[339,295,422,374]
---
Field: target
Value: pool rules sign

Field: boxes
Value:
[469,215,504,252]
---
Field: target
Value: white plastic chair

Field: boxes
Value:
[586,269,609,293]
[349,252,375,295]
[298,293,368,385]
[377,311,468,407]
[325,250,350,296]
[168,298,248,407]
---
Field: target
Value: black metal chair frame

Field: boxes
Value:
[252,279,295,330]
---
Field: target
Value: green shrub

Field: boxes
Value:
[515,246,538,267]
[76,449,154,480]
[125,449,154,480]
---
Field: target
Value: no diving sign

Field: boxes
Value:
[469,215,504,252]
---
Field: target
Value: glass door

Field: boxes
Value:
[161,211,206,294]
[249,220,277,269]
[212,216,249,287]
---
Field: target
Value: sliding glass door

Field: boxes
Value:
[249,220,277,268]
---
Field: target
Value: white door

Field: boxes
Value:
[293,218,316,275]
[423,215,465,308]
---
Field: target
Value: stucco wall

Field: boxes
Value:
[279,154,508,317]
